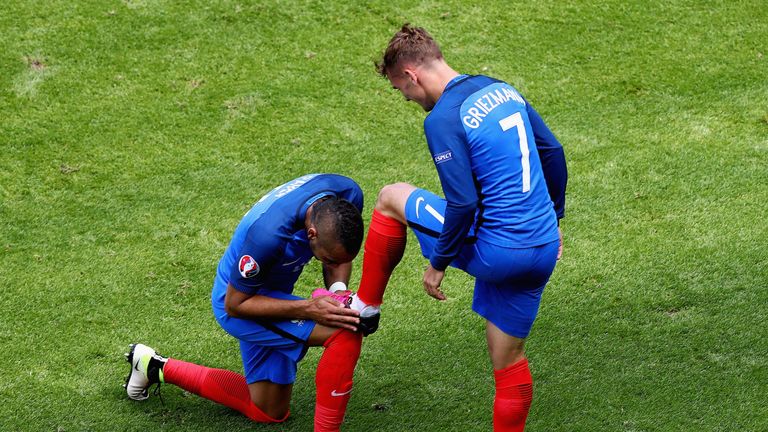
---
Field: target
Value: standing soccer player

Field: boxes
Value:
[124,173,373,432]
[353,25,567,431]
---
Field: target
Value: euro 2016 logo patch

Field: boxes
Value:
[433,150,453,165]
[239,255,260,278]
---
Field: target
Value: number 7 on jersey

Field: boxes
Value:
[499,112,531,193]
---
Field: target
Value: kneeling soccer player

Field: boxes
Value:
[124,174,376,432]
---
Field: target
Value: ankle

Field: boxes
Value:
[148,355,167,383]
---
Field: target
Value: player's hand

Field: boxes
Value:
[557,226,563,260]
[423,265,447,301]
[306,296,360,332]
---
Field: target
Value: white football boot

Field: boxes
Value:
[123,343,166,400]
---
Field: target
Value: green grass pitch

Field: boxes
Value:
[1,1,766,431]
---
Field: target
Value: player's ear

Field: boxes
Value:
[306,226,318,240]
[404,68,418,84]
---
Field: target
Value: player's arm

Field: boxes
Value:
[526,102,567,221]
[225,284,360,331]
[225,226,359,330]
[422,127,476,300]
[425,121,478,272]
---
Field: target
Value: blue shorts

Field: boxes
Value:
[405,189,559,338]
[212,288,315,385]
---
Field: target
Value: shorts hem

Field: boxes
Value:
[472,304,533,339]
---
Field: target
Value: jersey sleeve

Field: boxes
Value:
[424,116,478,271]
[228,225,284,295]
[526,102,567,220]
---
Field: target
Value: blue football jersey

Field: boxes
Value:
[424,75,566,270]
[211,174,364,308]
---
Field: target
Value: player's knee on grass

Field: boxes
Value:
[247,381,292,421]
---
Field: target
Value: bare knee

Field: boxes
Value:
[489,341,526,370]
[487,322,527,370]
[375,183,414,211]
[248,382,292,420]
[374,183,415,222]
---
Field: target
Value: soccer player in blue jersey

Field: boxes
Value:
[124,174,369,432]
[353,25,567,431]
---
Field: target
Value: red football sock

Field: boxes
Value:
[493,358,533,432]
[164,359,285,423]
[356,210,407,306]
[314,330,363,432]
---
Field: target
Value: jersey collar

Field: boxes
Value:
[299,192,335,223]
[431,74,470,113]
[445,74,470,92]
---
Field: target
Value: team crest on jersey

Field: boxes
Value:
[433,150,453,164]
[239,255,260,278]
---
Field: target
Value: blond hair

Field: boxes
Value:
[375,24,443,76]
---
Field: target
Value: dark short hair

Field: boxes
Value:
[311,197,364,256]
[375,23,443,77]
